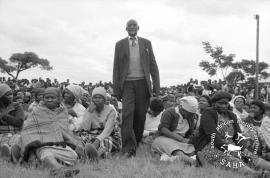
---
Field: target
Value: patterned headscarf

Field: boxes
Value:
[66,84,84,102]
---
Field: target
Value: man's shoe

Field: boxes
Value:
[123,150,136,158]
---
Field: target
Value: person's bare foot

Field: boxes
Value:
[85,143,99,161]
[1,144,11,161]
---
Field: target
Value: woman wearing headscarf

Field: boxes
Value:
[20,87,82,177]
[195,92,270,177]
[72,87,121,159]
[232,95,249,123]
[0,83,25,160]
[62,84,86,130]
[151,96,199,165]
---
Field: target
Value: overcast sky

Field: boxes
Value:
[0,0,269,86]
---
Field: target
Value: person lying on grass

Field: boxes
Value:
[19,87,84,177]
[72,87,121,159]
[151,96,199,165]
[195,91,270,177]
[0,83,25,161]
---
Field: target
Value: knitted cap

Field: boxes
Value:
[92,87,107,99]
[180,96,198,114]
[44,87,61,99]
[0,84,12,98]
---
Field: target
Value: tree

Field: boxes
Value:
[0,52,52,80]
[232,59,270,79]
[199,42,235,80]
[225,70,245,85]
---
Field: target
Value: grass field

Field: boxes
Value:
[0,144,253,178]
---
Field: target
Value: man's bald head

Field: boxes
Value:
[126,19,139,37]
[126,19,138,27]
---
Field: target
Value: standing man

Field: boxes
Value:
[113,19,160,157]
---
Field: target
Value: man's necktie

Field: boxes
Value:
[130,37,136,47]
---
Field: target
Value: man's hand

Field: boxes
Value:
[68,109,77,117]
[152,93,157,97]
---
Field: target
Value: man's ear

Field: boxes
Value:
[137,26,140,31]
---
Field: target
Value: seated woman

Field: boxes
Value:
[142,97,164,144]
[232,96,249,130]
[62,84,86,130]
[195,92,270,177]
[245,101,270,162]
[151,96,199,165]
[20,87,82,177]
[72,87,121,158]
[0,84,25,160]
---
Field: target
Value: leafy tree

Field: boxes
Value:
[0,52,52,80]
[232,59,269,79]
[199,42,235,80]
[225,70,245,85]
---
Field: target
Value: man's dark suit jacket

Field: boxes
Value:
[113,37,160,99]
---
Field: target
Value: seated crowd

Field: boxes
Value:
[1,80,270,177]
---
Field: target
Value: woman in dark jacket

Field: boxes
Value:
[0,83,25,160]
[195,91,270,176]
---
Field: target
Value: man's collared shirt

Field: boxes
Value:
[128,36,138,46]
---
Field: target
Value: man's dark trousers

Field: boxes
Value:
[121,79,150,153]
